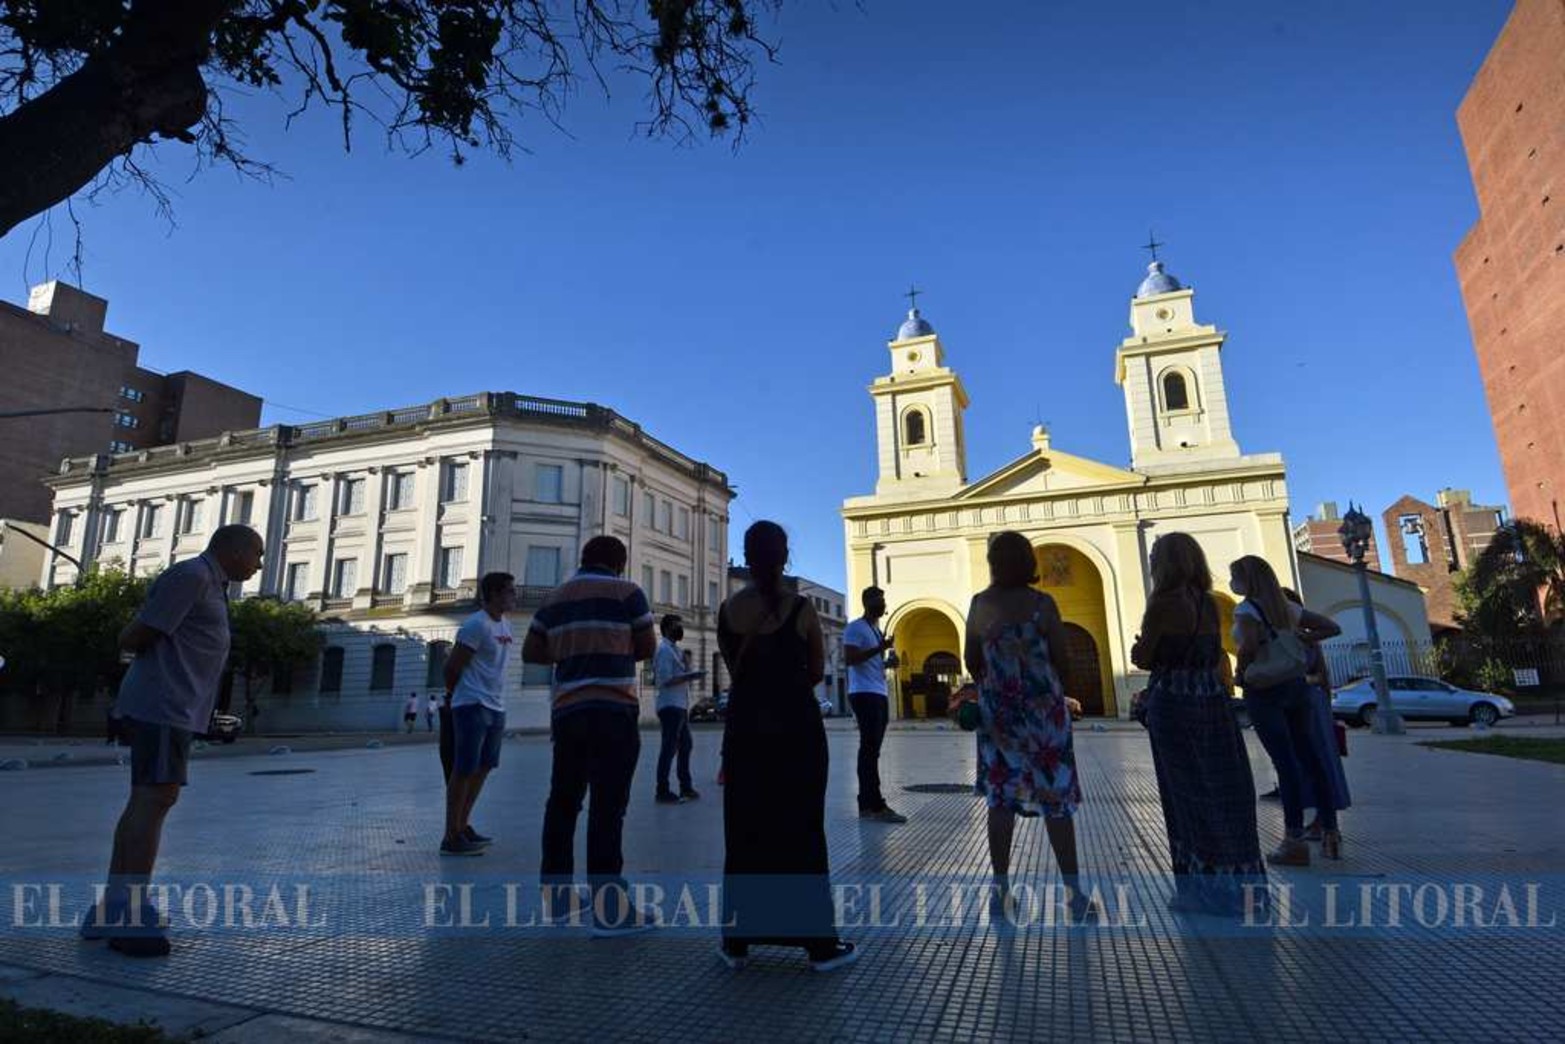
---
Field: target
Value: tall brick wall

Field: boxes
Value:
[1454,0,1565,530]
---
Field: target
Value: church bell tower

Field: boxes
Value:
[1115,256,1242,471]
[871,292,970,500]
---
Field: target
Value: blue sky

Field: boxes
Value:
[0,1,1514,589]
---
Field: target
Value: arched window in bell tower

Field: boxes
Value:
[1161,370,1191,412]
[904,408,928,446]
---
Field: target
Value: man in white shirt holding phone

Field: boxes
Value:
[653,614,702,803]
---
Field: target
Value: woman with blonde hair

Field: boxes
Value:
[963,531,1092,920]
[1131,532,1266,915]
[1229,556,1343,865]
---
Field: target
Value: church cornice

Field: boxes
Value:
[868,371,971,408]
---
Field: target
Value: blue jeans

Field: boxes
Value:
[656,707,694,793]
[1244,677,1338,835]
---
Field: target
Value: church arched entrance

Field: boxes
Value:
[891,608,961,720]
[1058,624,1106,716]
[1032,543,1116,716]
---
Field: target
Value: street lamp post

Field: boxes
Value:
[1338,503,1403,735]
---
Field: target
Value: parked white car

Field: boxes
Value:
[1331,676,1516,728]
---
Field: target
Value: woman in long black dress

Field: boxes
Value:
[1130,532,1268,916]
[717,521,857,972]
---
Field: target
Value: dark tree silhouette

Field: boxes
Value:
[1458,519,1565,636]
[0,0,780,237]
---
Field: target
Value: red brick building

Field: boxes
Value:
[1382,489,1506,631]
[1292,501,1383,573]
[0,282,262,525]
[1453,0,1565,531]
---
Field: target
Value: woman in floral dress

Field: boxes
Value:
[963,531,1089,918]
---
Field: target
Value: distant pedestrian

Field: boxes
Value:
[844,586,905,823]
[718,521,856,972]
[403,692,419,733]
[1131,533,1267,916]
[524,536,659,935]
[964,531,1093,922]
[1283,588,1350,853]
[426,693,438,733]
[81,525,264,957]
[440,572,517,856]
[1230,556,1343,866]
[653,614,701,803]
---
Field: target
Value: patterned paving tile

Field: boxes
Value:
[0,724,1560,1041]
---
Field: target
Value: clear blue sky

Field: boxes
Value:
[0,1,1514,590]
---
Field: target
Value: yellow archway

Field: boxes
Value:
[888,605,963,720]
[1033,544,1116,716]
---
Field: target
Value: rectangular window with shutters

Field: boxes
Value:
[659,570,672,605]
[286,562,310,602]
[56,513,73,546]
[677,575,689,607]
[383,553,409,594]
[387,472,414,511]
[658,501,672,534]
[332,558,358,599]
[142,504,164,538]
[612,477,629,516]
[536,463,563,503]
[709,517,723,551]
[438,547,464,589]
[102,509,122,545]
[676,507,690,541]
[294,484,318,521]
[443,461,469,503]
[709,581,719,608]
[340,478,366,516]
[642,565,654,593]
[233,490,254,525]
[643,491,656,526]
[525,546,561,588]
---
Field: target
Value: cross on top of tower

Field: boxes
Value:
[904,284,923,311]
[1142,230,1164,263]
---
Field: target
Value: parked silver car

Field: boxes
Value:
[1331,676,1516,728]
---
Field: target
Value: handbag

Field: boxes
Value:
[1241,601,1309,689]
[957,699,981,732]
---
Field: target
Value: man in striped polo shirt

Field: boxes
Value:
[523,535,657,935]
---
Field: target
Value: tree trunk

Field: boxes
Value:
[0,0,229,238]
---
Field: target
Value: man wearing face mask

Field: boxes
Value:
[653,614,701,804]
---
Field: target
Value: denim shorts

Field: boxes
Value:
[451,704,505,776]
[125,717,192,787]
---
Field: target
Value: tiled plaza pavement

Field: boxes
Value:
[2,721,1562,1042]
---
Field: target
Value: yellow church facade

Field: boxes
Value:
[841,260,1300,719]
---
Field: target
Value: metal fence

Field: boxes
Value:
[1322,635,1565,692]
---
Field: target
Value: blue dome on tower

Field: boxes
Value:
[1135,260,1183,299]
[897,308,935,340]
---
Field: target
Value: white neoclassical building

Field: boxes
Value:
[842,260,1308,720]
[42,393,732,730]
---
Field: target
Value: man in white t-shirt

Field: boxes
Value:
[844,586,906,824]
[653,614,700,803]
[440,571,517,856]
[403,692,419,733]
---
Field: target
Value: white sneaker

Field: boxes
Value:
[810,942,859,972]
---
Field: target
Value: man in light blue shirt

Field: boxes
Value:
[82,525,264,957]
[653,614,699,803]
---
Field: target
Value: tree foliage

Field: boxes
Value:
[0,567,150,728]
[227,595,322,723]
[0,1,782,237]
[1456,518,1565,638]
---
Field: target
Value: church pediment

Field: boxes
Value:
[956,446,1144,501]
